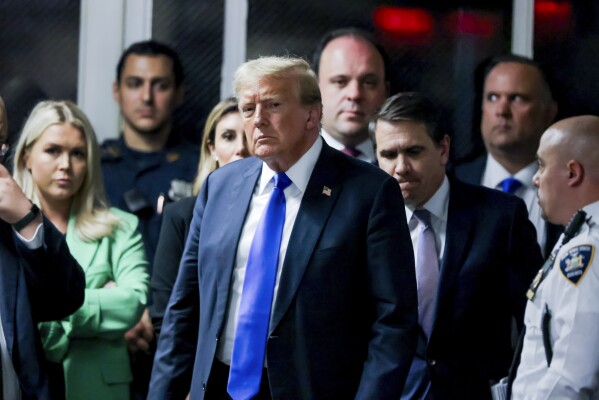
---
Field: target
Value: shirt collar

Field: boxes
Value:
[484,154,537,189]
[405,175,450,223]
[258,136,323,195]
[320,129,375,161]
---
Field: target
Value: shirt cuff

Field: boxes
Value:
[13,222,44,249]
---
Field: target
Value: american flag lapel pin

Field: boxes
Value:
[322,186,332,196]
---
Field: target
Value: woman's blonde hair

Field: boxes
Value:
[13,100,120,241]
[193,97,240,194]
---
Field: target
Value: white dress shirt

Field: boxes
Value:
[216,137,323,365]
[320,129,376,163]
[405,176,450,269]
[0,223,44,400]
[481,155,546,251]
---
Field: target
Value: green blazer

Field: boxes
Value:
[39,208,149,400]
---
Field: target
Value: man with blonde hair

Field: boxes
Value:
[149,56,418,400]
[512,115,599,398]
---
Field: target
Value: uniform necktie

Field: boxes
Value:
[228,172,292,400]
[500,177,523,194]
[413,209,439,339]
[341,146,361,157]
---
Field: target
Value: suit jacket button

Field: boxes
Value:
[429,359,437,366]
[202,383,206,391]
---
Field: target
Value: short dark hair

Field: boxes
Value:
[370,92,443,145]
[116,40,184,87]
[311,27,390,82]
[481,53,554,102]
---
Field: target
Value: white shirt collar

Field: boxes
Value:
[405,175,450,223]
[258,136,323,195]
[320,129,375,162]
[483,154,537,190]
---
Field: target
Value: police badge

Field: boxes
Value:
[560,244,595,285]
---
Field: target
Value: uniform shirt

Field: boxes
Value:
[101,136,199,267]
[481,155,546,251]
[216,137,322,365]
[513,200,599,399]
[320,129,376,164]
[0,223,44,400]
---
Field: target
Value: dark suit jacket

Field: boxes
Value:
[0,216,85,400]
[415,179,543,399]
[150,195,196,340]
[149,143,419,400]
[452,154,563,257]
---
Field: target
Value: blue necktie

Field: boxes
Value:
[413,209,439,339]
[500,177,523,194]
[228,172,292,400]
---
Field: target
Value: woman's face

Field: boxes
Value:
[208,111,248,166]
[25,123,87,208]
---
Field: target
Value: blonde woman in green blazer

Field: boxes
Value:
[13,100,149,400]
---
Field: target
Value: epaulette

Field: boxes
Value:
[101,140,122,161]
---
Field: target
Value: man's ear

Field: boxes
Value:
[305,105,322,130]
[112,81,121,103]
[567,159,584,186]
[440,134,451,166]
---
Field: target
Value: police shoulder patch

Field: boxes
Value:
[559,244,595,285]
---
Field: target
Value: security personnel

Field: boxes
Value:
[102,136,197,266]
[103,40,198,268]
[102,40,198,400]
[512,115,599,398]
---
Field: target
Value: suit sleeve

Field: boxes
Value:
[15,215,85,322]
[149,188,204,399]
[355,177,419,399]
[150,198,194,339]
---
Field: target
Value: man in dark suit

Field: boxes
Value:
[311,28,389,163]
[0,100,85,399]
[371,92,543,399]
[149,56,418,400]
[453,54,561,257]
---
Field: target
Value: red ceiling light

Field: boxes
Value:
[444,10,499,37]
[373,6,434,36]
[534,0,572,42]
[535,0,572,17]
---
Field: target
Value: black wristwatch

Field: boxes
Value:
[12,203,41,231]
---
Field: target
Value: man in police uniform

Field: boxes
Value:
[512,115,599,398]
[101,40,198,400]
[102,40,198,267]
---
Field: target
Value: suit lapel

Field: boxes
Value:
[435,181,475,324]
[0,225,18,354]
[270,145,341,334]
[66,216,99,273]
[216,160,262,301]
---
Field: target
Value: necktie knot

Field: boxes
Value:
[500,177,523,194]
[413,208,432,228]
[274,172,292,191]
[341,146,361,157]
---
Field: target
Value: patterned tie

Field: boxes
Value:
[500,177,523,194]
[341,146,361,157]
[413,209,439,339]
[228,172,292,400]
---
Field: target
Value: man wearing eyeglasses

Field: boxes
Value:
[0,96,86,400]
